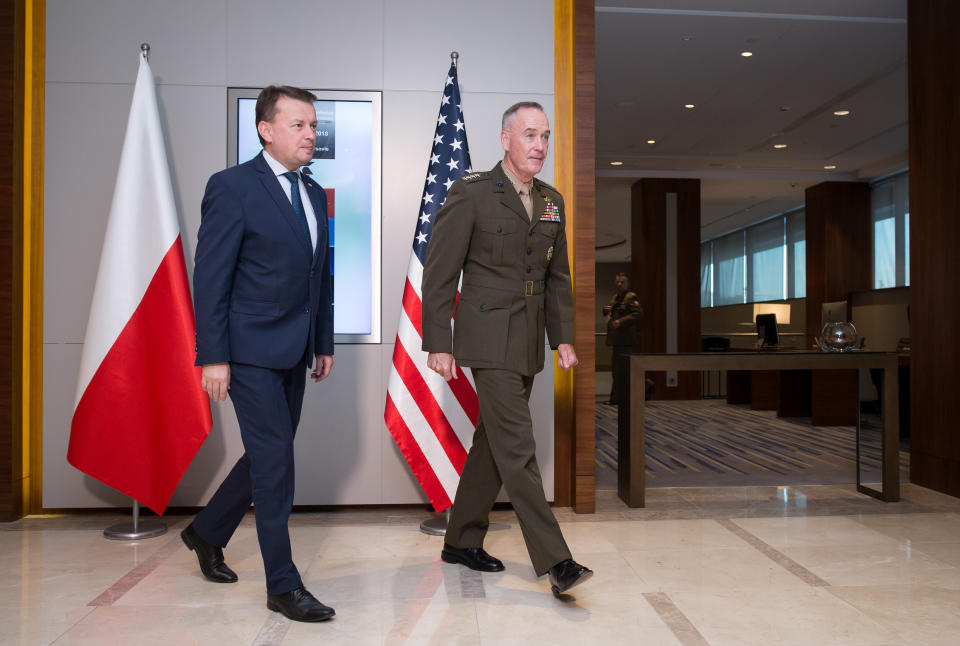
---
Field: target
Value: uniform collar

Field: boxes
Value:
[500,160,533,197]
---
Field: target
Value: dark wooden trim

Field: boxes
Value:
[1,0,24,522]
[908,0,960,497]
[553,0,595,512]
[631,178,701,401]
[572,0,595,513]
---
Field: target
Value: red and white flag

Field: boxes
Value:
[68,53,211,515]
[385,61,479,512]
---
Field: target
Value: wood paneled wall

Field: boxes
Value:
[804,181,872,345]
[631,178,701,400]
[1,0,22,522]
[803,181,871,430]
[554,0,595,512]
[908,0,960,497]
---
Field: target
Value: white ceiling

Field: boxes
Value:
[593,0,908,259]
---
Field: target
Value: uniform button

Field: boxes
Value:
[526,266,532,273]
[479,304,486,311]
[303,307,310,314]
[497,226,502,233]
[526,247,532,254]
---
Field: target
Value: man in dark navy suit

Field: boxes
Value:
[181,85,335,623]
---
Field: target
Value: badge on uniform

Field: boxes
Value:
[540,199,561,222]
[547,246,554,262]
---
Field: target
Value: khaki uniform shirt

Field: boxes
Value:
[421,161,575,376]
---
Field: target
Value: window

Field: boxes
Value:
[871,172,909,289]
[786,210,805,299]
[747,218,785,302]
[713,231,746,306]
[700,242,713,307]
[701,208,805,308]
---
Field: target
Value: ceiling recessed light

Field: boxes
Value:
[646,139,656,144]
[824,164,837,170]
[773,143,787,149]
[833,110,851,116]
[684,104,695,109]
[610,161,624,166]
[741,51,753,57]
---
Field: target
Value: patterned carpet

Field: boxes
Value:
[595,400,911,489]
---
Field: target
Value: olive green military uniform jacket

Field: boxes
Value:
[605,289,643,346]
[421,162,575,377]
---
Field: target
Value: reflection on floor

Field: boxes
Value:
[4,485,960,645]
[596,400,910,490]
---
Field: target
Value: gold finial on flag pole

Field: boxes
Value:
[450,51,459,67]
[140,42,150,60]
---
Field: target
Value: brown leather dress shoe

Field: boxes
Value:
[267,587,335,622]
[548,559,593,596]
[441,543,505,572]
[180,523,238,583]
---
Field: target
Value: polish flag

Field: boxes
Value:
[67,53,211,515]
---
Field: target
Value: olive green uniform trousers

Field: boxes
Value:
[445,367,572,576]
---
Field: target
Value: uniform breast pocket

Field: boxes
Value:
[478,218,518,266]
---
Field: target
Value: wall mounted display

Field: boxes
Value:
[227,88,382,343]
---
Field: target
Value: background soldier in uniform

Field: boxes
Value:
[421,102,592,597]
[603,272,643,405]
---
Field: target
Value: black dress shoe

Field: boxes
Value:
[267,587,335,622]
[548,559,593,596]
[441,543,505,572]
[180,523,238,583]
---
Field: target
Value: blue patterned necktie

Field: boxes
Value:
[282,171,311,244]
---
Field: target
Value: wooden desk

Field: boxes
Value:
[622,352,899,507]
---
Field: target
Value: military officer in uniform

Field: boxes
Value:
[421,101,592,597]
[603,272,643,405]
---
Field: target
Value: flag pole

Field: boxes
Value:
[104,499,167,540]
[419,507,451,536]
[418,49,461,538]
[99,42,169,542]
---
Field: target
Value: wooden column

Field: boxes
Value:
[631,178,701,400]
[908,0,960,497]
[804,181,871,427]
[804,181,871,344]
[554,0,595,512]
[1,0,22,522]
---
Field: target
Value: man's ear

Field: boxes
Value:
[257,120,272,145]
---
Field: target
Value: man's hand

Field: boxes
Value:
[201,363,230,402]
[311,355,334,382]
[611,318,621,329]
[557,344,579,371]
[427,352,457,381]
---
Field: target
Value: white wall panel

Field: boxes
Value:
[43,0,556,508]
[383,0,554,95]
[225,0,384,90]
[46,0,228,86]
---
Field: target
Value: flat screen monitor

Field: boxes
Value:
[756,313,778,347]
[226,87,382,343]
[821,300,848,326]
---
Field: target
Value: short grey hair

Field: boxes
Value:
[501,101,545,131]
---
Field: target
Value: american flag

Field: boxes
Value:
[385,60,479,512]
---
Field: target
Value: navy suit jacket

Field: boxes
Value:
[193,152,333,370]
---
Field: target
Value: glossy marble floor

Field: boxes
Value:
[4,484,960,646]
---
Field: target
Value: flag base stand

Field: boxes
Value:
[104,500,167,541]
[419,508,451,536]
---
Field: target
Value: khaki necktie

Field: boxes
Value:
[518,185,533,221]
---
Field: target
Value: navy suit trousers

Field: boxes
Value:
[193,360,306,596]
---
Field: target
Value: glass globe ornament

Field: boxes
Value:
[820,321,859,352]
